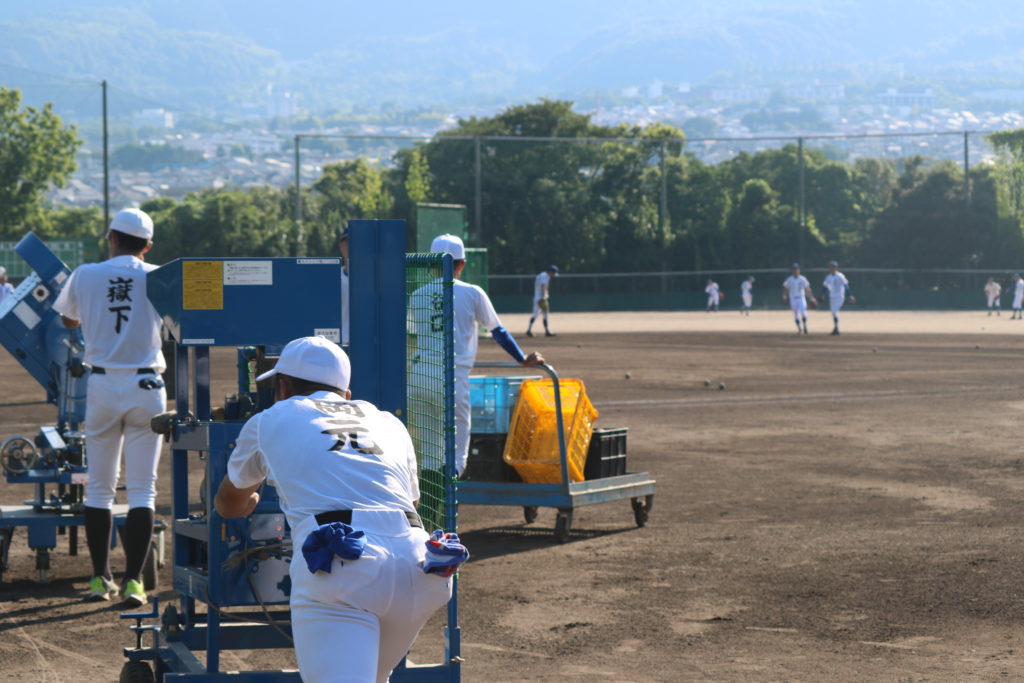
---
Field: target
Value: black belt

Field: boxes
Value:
[91,367,157,375]
[315,509,423,529]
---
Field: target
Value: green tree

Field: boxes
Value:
[0,87,80,238]
[309,159,393,254]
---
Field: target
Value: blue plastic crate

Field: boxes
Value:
[469,375,540,434]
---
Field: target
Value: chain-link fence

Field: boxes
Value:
[405,253,455,533]
[0,239,97,278]
[488,268,1023,313]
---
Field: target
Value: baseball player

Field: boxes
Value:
[985,277,1002,316]
[821,261,856,336]
[782,263,816,335]
[740,276,754,315]
[1012,274,1024,320]
[526,265,558,337]
[410,234,543,475]
[337,227,350,345]
[704,279,721,312]
[214,336,460,683]
[0,266,13,304]
[53,208,165,606]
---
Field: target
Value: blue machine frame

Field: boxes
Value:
[0,233,165,583]
[122,220,460,682]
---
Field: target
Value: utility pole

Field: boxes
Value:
[797,137,806,264]
[963,130,970,203]
[102,79,109,232]
[659,140,669,234]
[294,135,302,255]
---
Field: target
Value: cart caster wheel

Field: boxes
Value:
[119,660,155,683]
[554,509,573,543]
[523,506,538,524]
[631,495,653,528]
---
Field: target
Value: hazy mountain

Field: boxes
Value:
[1,1,1022,115]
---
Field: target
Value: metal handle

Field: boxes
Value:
[473,361,570,486]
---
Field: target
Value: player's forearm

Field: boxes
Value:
[61,315,80,329]
[491,325,526,363]
[214,482,261,518]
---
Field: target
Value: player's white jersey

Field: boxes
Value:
[823,272,849,300]
[409,278,502,370]
[1015,280,1024,300]
[783,275,810,301]
[741,280,752,296]
[705,282,720,298]
[534,271,550,302]
[985,281,1002,297]
[53,255,165,370]
[227,390,419,533]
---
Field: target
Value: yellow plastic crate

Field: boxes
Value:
[502,378,599,484]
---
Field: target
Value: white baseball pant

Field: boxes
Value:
[988,294,1000,308]
[289,510,453,683]
[84,370,166,509]
[706,295,718,309]
[1014,294,1023,310]
[830,297,844,315]
[790,297,807,320]
[532,298,549,321]
[407,364,471,476]
[742,294,752,308]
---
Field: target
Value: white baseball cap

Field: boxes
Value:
[430,234,465,260]
[109,208,154,241]
[256,336,351,390]
[0,266,6,277]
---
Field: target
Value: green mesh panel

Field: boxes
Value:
[406,254,454,533]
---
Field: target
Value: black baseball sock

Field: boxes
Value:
[84,506,113,580]
[123,507,154,584]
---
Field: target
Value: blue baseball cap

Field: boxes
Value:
[828,260,838,267]
[548,265,559,275]
[791,263,800,269]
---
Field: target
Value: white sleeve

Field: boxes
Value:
[227,415,268,489]
[52,269,80,320]
[474,286,502,331]
[380,412,420,504]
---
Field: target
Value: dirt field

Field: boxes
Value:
[4,311,1024,682]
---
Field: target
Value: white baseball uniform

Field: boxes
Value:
[783,275,810,319]
[705,282,720,310]
[0,281,13,304]
[532,270,551,320]
[985,281,1002,309]
[53,255,166,510]
[1014,280,1024,310]
[409,278,503,475]
[226,391,451,683]
[823,272,850,314]
[741,280,753,309]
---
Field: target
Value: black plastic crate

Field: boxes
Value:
[584,427,628,479]
[463,434,522,482]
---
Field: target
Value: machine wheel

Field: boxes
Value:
[554,509,573,544]
[523,506,538,524]
[631,495,654,528]
[0,528,13,582]
[119,660,155,683]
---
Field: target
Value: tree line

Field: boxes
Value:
[4,89,1024,276]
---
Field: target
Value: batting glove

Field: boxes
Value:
[422,530,469,578]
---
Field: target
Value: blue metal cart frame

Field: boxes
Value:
[458,361,656,543]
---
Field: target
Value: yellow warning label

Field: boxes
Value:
[182,260,224,310]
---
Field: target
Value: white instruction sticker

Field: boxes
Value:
[224,261,273,285]
[13,301,41,330]
[182,338,216,345]
[71,472,88,485]
[298,258,341,265]
[315,328,341,342]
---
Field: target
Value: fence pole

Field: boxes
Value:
[798,137,806,263]
[294,135,302,256]
[473,137,482,244]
